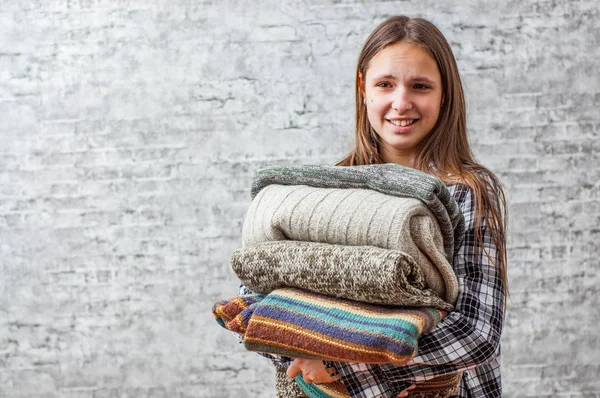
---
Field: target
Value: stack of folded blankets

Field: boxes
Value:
[212,164,466,398]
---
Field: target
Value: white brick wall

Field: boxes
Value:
[1,1,598,397]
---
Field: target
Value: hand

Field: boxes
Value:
[286,358,341,384]
[397,384,416,397]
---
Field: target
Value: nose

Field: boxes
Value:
[391,88,413,113]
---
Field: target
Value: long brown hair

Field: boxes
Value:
[338,16,508,297]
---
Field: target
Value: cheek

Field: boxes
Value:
[365,107,378,130]
[419,99,442,121]
[367,98,388,120]
[366,105,386,131]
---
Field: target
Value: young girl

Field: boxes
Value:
[285,15,508,398]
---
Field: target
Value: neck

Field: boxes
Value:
[380,146,417,169]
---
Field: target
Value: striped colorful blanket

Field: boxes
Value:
[274,365,461,398]
[295,376,350,398]
[212,288,446,365]
[293,372,462,398]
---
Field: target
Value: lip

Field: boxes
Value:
[386,118,418,133]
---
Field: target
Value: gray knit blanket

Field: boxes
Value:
[239,184,459,307]
[251,164,464,260]
[233,241,454,310]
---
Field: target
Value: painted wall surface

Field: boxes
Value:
[1,1,599,397]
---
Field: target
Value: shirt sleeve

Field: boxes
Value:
[335,184,506,397]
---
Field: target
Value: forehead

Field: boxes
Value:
[365,42,440,80]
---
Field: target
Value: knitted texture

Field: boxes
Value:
[242,185,458,304]
[250,164,464,260]
[406,372,463,397]
[293,372,462,398]
[274,364,353,398]
[212,288,446,364]
[295,376,350,398]
[273,363,310,398]
[231,241,454,310]
[221,164,467,397]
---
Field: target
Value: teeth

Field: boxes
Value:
[390,119,414,127]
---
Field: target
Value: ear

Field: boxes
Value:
[358,72,366,98]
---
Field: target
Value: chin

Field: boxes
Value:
[385,139,418,150]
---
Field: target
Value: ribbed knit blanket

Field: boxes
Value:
[212,288,445,365]
[241,185,458,306]
[231,241,454,310]
[250,164,464,260]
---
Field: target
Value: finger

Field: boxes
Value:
[407,384,416,390]
[302,375,313,384]
[312,375,334,384]
[398,392,408,398]
[286,360,302,379]
[324,366,341,382]
[320,373,341,383]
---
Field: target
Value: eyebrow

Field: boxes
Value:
[371,74,437,83]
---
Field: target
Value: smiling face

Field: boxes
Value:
[360,41,443,167]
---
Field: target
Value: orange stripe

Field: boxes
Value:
[246,316,415,364]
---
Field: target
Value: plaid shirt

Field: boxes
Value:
[239,183,505,398]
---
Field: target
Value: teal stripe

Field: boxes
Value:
[214,317,226,328]
[266,292,422,334]
[294,375,334,398]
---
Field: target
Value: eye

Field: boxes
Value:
[376,82,392,88]
[414,83,430,90]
